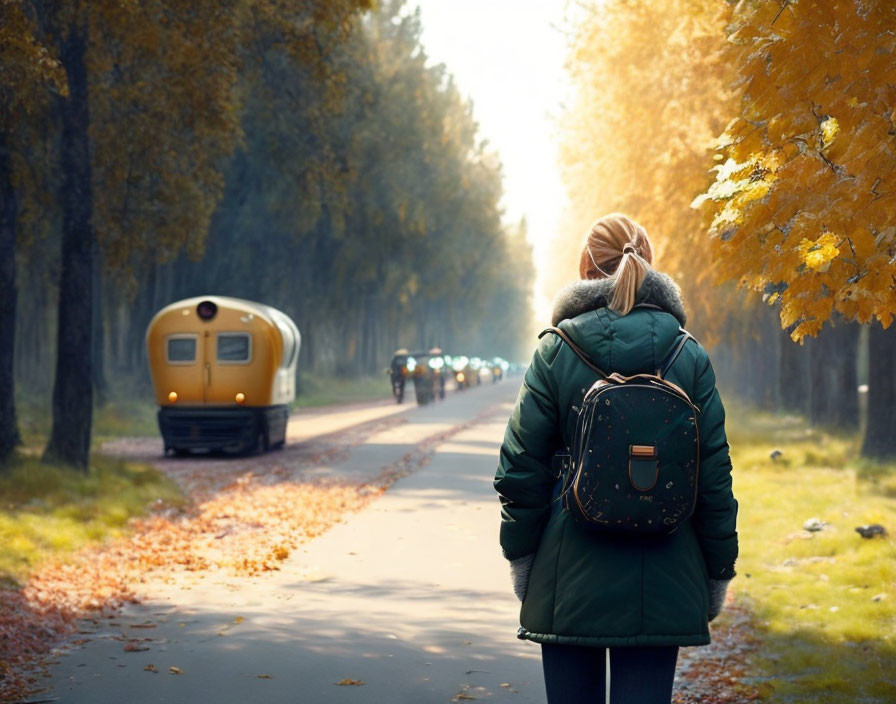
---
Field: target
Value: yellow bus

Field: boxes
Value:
[145,296,300,455]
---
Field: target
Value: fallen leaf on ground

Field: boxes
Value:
[335,678,364,686]
[123,643,150,652]
[233,616,244,624]
[0,413,588,701]
[169,666,183,675]
[256,674,273,679]
[144,664,157,673]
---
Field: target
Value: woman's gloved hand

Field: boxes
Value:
[509,554,535,602]
[708,578,732,621]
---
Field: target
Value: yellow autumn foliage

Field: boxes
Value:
[556,0,748,344]
[800,233,840,271]
[693,0,896,340]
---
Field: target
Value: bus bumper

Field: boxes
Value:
[158,406,287,454]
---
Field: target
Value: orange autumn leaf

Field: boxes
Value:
[123,643,150,652]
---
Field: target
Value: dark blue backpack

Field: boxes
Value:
[541,325,699,535]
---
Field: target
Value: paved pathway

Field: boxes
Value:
[43,382,545,703]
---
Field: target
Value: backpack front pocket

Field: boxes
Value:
[629,444,659,491]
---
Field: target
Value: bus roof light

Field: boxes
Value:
[197,300,218,321]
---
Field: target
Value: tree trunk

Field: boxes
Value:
[16,273,51,392]
[92,244,107,404]
[754,311,780,410]
[107,293,121,374]
[126,263,155,373]
[779,326,808,413]
[43,19,94,470]
[861,322,896,458]
[807,318,859,430]
[0,130,21,462]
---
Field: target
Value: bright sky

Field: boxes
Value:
[414,0,573,323]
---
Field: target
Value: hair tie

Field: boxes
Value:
[622,243,638,256]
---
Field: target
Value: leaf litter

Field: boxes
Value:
[0,405,756,702]
[0,413,470,701]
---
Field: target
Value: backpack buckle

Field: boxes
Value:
[630,444,657,459]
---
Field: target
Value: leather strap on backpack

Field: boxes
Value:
[657,329,695,378]
[538,327,607,378]
[540,325,695,380]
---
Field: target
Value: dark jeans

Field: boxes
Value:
[541,643,678,704]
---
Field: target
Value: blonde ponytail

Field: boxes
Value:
[579,214,654,316]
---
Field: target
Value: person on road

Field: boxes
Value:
[494,214,738,703]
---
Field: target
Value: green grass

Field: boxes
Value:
[92,395,160,440]
[0,455,184,587]
[16,383,160,447]
[15,372,395,448]
[292,372,393,409]
[0,371,390,589]
[723,405,896,702]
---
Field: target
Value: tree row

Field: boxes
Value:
[1,0,534,468]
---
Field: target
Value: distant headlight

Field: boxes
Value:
[406,357,417,372]
[428,357,444,369]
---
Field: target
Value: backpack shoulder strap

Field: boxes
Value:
[657,329,696,378]
[538,326,608,378]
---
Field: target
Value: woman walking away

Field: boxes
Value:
[494,214,738,704]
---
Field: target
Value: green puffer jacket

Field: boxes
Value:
[494,271,738,647]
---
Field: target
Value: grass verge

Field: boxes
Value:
[16,372,395,447]
[724,405,896,703]
[293,372,393,408]
[0,455,184,587]
[3,371,389,584]
[16,385,160,446]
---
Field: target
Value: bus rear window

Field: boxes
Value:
[217,333,251,363]
[167,336,196,363]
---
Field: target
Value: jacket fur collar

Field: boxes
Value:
[551,269,687,327]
